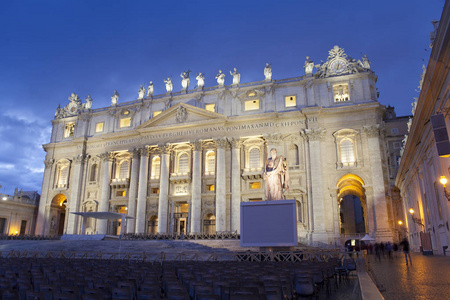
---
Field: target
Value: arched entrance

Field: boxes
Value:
[148,215,158,234]
[50,194,68,236]
[336,174,367,238]
[203,213,216,234]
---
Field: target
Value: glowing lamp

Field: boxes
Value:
[398,220,403,225]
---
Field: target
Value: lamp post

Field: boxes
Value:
[409,208,424,227]
[439,176,450,201]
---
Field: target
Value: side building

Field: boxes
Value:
[0,189,40,235]
[36,46,397,245]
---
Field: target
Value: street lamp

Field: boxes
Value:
[398,220,403,226]
[439,176,450,201]
[409,208,424,227]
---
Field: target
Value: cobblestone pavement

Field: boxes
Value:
[367,252,450,300]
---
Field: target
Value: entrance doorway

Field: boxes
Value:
[50,194,68,236]
[172,202,189,234]
[112,206,127,235]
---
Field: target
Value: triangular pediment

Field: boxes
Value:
[137,102,227,131]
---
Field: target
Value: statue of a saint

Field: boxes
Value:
[215,70,225,86]
[361,54,371,69]
[111,90,119,106]
[230,68,240,85]
[263,148,289,200]
[180,70,191,91]
[84,95,93,109]
[164,77,173,93]
[196,73,205,89]
[304,56,314,75]
[264,63,272,81]
[147,81,154,97]
[138,85,146,99]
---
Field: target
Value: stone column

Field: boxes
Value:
[35,159,54,235]
[190,140,202,233]
[66,154,87,234]
[301,128,327,244]
[329,188,340,244]
[127,148,140,233]
[136,147,149,233]
[363,125,391,240]
[158,145,171,233]
[215,138,228,232]
[230,138,242,233]
[97,152,114,234]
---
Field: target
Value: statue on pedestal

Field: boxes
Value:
[196,73,205,89]
[147,81,154,97]
[164,77,173,93]
[264,63,272,81]
[180,70,191,91]
[84,95,93,109]
[138,85,146,99]
[216,70,225,86]
[111,90,119,106]
[361,54,371,69]
[263,148,289,200]
[304,56,314,75]
[230,68,240,85]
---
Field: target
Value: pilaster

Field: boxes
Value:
[36,159,54,235]
[136,147,149,233]
[97,152,114,234]
[191,140,202,233]
[66,154,87,234]
[215,137,228,232]
[230,138,242,233]
[158,145,172,233]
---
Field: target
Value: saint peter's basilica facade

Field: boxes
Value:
[36,46,399,245]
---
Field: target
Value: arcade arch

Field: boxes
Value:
[50,193,68,236]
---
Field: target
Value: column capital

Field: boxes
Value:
[230,138,242,149]
[99,152,114,162]
[329,188,339,198]
[73,154,89,164]
[129,147,141,158]
[159,144,173,154]
[300,128,326,141]
[44,159,55,169]
[363,124,380,137]
[214,137,229,149]
[192,140,203,151]
[264,133,283,144]
[138,147,149,157]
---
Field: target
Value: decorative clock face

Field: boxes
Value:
[330,59,347,74]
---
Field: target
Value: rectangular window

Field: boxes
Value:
[116,191,126,197]
[207,184,215,191]
[153,111,161,117]
[245,99,260,111]
[285,95,296,107]
[393,142,401,149]
[391,128,399,134]
[20,220,27,235]
[120,117,131,128]
[333,84,350,102]
[249,198,262,202]
[95,122,104,133]
[205,104,215,112]
[152,188,159,194]
[0,218,6,234]
[250,182,261,189]
[64,123,75,138]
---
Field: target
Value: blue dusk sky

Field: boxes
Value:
[0,0,445,194]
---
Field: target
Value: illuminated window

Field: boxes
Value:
[152,188,159,194]
[178,153,189,173]
[153,111,161,117]
[151,156,161,179]
[95,122,104,133]
[205,104,215,112]
[64,122,75,138]
[207,184,215,191]
[333,84,350,102]
[123,110,130,115]
[205,151,216,174]
[250,182,261,189]
[249,148,260,169]
[245,99,260,111]
[120,117,131,128]
[249,198,262,202]
[116,191,126,197]
[340,139,355,166]
[285,95,296,107]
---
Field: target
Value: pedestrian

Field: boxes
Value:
[400,238,412,265]
[374,243,381,261]
[380,242,385,257]
[386,241,393,260]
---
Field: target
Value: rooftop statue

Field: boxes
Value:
[147,81,154,97]
[304,56,314,75]
[264,63,272,81]
[164,77,173,93]
[263,148,290,201]
[84,95,93,109]
[196,73,205,89]
[111,90,119,106]
[215,70,225,86]
[181,70,191,91]
[230,68,240,85]
[361,54,371,69]
[314,61,327,78]
[138,85,146,99]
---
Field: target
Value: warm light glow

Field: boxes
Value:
[14,231,18,234]
[153,111,161,117]
[440,176,447,186]
[2,197,7,201]
[398,220,403,225]
[245,99,259,111]
[205,104,215,112]
[120,117,131,127]
[95,122,104,133]
[409,208,415,215]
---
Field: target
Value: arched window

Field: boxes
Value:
[178,153,189,173]
[288,144,299,166]
[340,139,355,166]
[249,148,260,169]
[119,161,130,179]
[151,156,161,179]
[205,151,215,174]
[90,164,98,182]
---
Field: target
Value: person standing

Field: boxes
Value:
[400,238,412,265]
